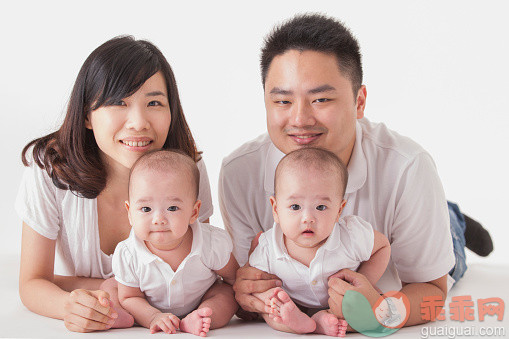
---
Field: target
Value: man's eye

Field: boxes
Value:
[315,98,330,103]
[148,100,163,107]
[290,204,301,210]
[141,207,151,212]
[168,206,179,212]
[276,100,291,105]
[316,205,327,211]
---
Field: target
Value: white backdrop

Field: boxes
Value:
[1,1,508,267]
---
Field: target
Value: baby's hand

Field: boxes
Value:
[149,312,180,334]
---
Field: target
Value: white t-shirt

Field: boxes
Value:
[15,158,213,279]
[249,216,374,308]
[112,221,232,317]
[219,117,455,292]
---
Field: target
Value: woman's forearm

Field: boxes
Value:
[53,275,104,292]
[19,277,70,320]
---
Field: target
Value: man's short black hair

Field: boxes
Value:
[261,13,363,95]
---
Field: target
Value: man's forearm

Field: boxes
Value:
[400,279,446,326]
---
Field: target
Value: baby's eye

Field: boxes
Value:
[141,207,151,212]
[316,205,327,211]
[290,204,301,211]
[168,206,179,212]
[148,100,163,107]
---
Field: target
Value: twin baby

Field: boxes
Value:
[112,147,390,337]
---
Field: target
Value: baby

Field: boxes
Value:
[249,147,391,337]
[112,150,239,336]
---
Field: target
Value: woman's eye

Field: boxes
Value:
[316,205,327,211]
[290,204,301,210]
[112,100,126,106]
[141,207,151,212]
[168,206,179,212]
[148,100,162,107]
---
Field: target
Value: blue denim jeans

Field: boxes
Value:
[448,201,467,284]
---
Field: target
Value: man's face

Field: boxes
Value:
[265,50,366,164]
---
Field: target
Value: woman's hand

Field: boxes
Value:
[63,289,118,333]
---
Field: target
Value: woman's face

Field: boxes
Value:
[85,71,172,171]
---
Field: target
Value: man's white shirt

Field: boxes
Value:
[219,117,455,292]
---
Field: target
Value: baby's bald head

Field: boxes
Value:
[128,149,200,200]
[274,147,348,198]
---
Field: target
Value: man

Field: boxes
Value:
[219,13,492,327]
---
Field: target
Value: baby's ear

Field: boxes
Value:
[336,199,347,221]
[189,199,202,224]
[125,201,133,226]
[270,196,280,224]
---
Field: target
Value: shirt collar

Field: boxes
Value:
[133,221,203,265]
[264,142,285,194]
[263,121,367,195]
[345,121,367,194]
[271,221,341,261]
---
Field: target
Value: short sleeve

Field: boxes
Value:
[201,225,233,271]
[15,164,60,240]
[248,233,271,274]
[340,215,374,263]
[112,242,139,288]
[390,153,455,283]
[196,158,213,222]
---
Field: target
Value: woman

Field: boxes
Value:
[16,36,235,332]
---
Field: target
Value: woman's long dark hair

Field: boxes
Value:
[22,36,200,199]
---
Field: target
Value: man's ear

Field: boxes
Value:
[270,196,280,224]
[336,199,347,222]
[356,85,367,119]
[189,199,202,224]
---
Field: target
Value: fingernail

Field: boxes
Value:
[276,281,282,287]
[112,312,118,318]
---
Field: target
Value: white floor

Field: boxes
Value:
[1,254,508,338]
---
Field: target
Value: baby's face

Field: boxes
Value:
[126,168,200,250]
[271,167,345,250]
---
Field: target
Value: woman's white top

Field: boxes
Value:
[112,221,232,317]
[249,215,374,309]
[15,159,213,279]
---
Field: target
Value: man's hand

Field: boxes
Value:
[233,265,281,317]
[328,269,380,318]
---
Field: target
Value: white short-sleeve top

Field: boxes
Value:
[15,158,213,279]
[112,221,232,317]
[249,216,374,309]
[220,117,455,292]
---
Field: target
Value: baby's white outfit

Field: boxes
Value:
[112,221,232,317]
[249,215,374,309]
[15,159,213,279]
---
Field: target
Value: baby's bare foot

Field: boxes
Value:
[269,288,316,334]
[312,310,348,337]
[108,300,134,329]
[180,307,212,337]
